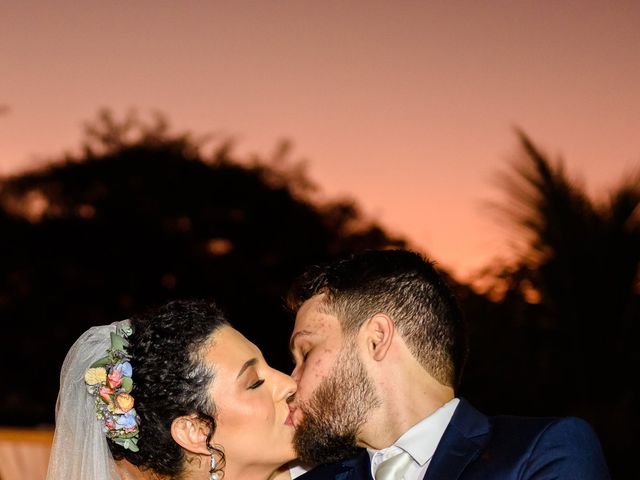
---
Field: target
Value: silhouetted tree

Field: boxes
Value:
[0,109,405,425]
[481,130,640,477]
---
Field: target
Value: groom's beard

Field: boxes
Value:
[293,346,380,465]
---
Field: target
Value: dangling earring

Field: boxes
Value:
[208,446,219,480]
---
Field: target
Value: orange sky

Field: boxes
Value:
[1,1,639,280]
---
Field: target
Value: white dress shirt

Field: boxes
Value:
[289,462,311,479]
[367,398,460,480]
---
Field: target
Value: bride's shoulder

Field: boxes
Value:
[116,459,164,480]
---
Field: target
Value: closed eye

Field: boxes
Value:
[290,348,308,366]
[249,379,265,389]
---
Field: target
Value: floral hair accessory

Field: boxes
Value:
[85,324,140,452]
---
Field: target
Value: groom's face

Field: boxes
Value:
[289,295,344,424]
[289,294,380,464]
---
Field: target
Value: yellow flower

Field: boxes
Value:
[84,367,107,386]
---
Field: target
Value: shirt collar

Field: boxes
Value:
[368,397,460,467]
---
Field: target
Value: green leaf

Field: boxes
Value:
[110,332,125,352]
[128,442,139,452]
[121,377,133,393]
[90,356,110,368]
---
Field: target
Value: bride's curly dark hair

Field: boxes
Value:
[109,299,228,478]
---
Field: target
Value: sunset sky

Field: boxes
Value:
[1,1,639,280]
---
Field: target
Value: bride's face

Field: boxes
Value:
[205,326,297,471]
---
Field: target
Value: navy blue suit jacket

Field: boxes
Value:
[297,399,610,479]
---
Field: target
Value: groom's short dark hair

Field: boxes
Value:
[287,249,468,387]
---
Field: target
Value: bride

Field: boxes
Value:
[46,299,298,480]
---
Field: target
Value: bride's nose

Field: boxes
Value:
[273,369,297,401]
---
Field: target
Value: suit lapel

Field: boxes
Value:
[300,450,372,480]
[422,399,491,480]
[338,450,372,480]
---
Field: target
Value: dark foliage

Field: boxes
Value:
[0,110,404,426]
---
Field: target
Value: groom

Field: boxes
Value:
[287,250,610,479]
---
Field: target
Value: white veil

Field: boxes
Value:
[46,320,131,480]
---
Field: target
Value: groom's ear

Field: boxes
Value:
[362,313,394,361]
[170,415,211,456]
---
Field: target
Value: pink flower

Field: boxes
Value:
[105,418,115,430]
[108,369,123,388]
[99,386,114,403]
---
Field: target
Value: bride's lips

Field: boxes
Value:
[285,406,297,427]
